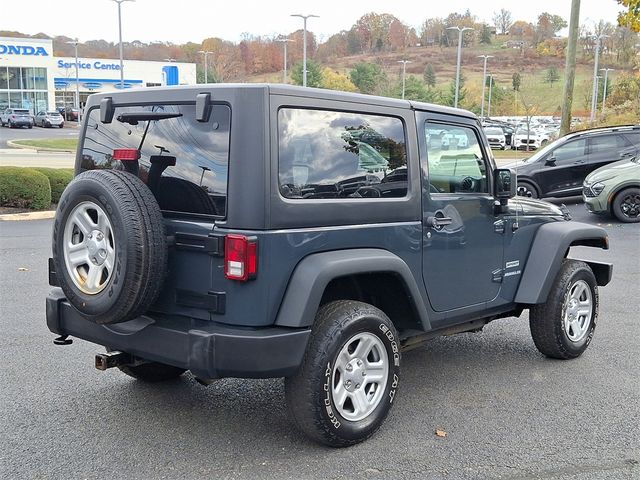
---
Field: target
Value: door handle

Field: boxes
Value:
[427,214,452,230]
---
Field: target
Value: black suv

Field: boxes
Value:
[506,125,640,198]
[46,85,612,447]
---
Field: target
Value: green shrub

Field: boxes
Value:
[0,167,52,210]
[33,168,74,203]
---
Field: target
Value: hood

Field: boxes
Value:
[585,159,640,184]
[509,197,565,217]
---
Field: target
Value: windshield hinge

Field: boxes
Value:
[494,219,505,234]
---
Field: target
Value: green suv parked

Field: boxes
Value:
[583,156,640,223]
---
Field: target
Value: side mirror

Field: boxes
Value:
[545,155,556,165]
[494,168,516,201]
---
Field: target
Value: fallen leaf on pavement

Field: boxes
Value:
[435,429,447,437]
[18,267,29,271]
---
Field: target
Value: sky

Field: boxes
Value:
[1,0,624,45]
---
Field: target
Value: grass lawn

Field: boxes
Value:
[11,138,78,151]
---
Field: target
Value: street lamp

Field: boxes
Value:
[291,14,319,87]
[110,0,135,89]
[65,39,80,122]
[447,26,474,108]
[198,50,213,84]
[276,37,295,84]
[397,60,411,99]
[590,34,608,122]
[600,68,614,115]
[477,55,493,118]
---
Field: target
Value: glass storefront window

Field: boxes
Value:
[22,68,35,90]
[34,68,47,89]
[0,92,8,111]
[8,67,20,89]
[0,68,8,90]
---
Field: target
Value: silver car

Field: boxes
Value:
[35,110,64,128]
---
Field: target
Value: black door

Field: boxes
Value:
[586,134,636,174]
[535,138,588,197]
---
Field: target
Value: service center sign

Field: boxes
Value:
[57,60,121,71]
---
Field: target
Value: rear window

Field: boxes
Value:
[47,111,60,115]
[80,103,230,217]
[14,109,29,114]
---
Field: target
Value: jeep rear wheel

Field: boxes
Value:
[52,170,167,324]
[285,300,400,447]
[529,260,598,359]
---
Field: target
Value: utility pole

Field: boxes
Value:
[590,34,608,122]
[560,0,580,137]
[478,55,493,119]
[291,14,319,87]
[397,60,411,99]
[447,26,474,108]
[111,0,135,89]
[600,68,614,115]
[487,75,494,118]
[277,37,295,84]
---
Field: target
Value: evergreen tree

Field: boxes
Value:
[423,64,436,88]
[545,67,560,84]
[512,72,522,91]
[291,60,323,88]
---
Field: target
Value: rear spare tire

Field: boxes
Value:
[52,169,167,324]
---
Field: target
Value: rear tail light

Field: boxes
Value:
[112,148,140,161]
[224,234,257,281]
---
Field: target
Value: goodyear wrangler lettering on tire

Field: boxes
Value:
[285,300,401,447]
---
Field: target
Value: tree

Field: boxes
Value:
[291,59,323,88]
[480,24,492,44]
[444,75,467,107]
[617,0,640,32]
[321,68,357,92]
[350,62,385,94]
[423,64,436,88]
[536,12,568,44]
[493,8,513,35]
[512,72,521,91]
[545,67,560,84]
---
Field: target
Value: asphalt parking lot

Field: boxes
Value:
[0,202,638,480]
[0,121,79,148]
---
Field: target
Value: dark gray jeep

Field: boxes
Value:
[46,84,612,447]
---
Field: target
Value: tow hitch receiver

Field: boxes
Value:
[95,351,137,371]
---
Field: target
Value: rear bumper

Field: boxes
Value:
[46,289,311,379]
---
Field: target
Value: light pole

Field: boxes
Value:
[291,14,318,87]
[487,75,494,118]
[600,68,614,115]
[397,60,411,99]
[590,34,608,122]
[447,26,474,108]
[66,39,80,121]
[477,55,493,119]
[198,50,213,84]
[276,37,295,84]
[111,0,135,89]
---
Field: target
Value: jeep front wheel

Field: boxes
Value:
[529,260,598,359]
[285,300,400,447]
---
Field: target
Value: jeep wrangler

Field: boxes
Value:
[46,84,612,447]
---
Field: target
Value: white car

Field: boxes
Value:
[511,128,543,150]
[483,127,507,150]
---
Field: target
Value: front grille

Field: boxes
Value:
[583,186,596,198]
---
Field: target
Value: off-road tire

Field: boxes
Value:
[285,300,400,447]
[612,187,640,223]
[52,170,167,324]
[530,260,598,359]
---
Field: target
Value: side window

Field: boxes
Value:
[424,122,488,194]
[550,139,586,163]
[623,131,640,147]
[278,108,407,199]
[589,135,628,155]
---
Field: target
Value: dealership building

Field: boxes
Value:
[0,36,197,113]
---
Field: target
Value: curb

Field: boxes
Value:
[0,210,56,221]
[7,140,75,153]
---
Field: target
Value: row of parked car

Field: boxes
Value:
[0,107,80,129]
[483,119,561,151]
[503,124,639,223]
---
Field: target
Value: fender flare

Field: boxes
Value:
[514,221,610,304]
[274,248,431,330]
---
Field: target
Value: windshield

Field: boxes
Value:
[47,111,60,115]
